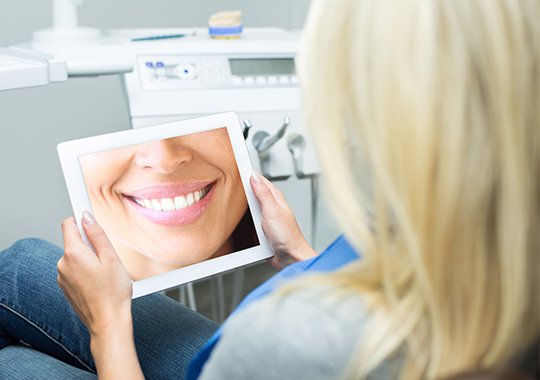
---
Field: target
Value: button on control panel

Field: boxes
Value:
[139,55,297,91]
[172,64,197,80]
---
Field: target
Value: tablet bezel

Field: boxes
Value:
[57,112,272,298]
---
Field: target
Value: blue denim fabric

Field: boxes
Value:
[0,344,96,379]
[0,238,218,379]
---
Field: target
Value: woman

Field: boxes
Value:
[79,127,258,279]
[1,0,538,379]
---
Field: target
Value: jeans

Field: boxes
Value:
[0,238,218,379]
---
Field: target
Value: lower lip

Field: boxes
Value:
[125,185,215,226]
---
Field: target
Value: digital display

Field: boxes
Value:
[229,58,295,76]
[78,127,259,281]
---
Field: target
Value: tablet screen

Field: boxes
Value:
[78,127,259,281]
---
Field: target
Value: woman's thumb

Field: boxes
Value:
[250,171,278,215]
[81,211,116,260]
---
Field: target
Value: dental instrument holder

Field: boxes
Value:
[252,117,291,181]
[242,119,252,140]
[287,133,320,247]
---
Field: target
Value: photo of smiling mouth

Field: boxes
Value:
[131,184,212,211]
[123,182,216,226]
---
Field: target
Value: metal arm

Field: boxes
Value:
[252,116,290,158]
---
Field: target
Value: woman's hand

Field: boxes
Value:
[58,212,144,380]
[250,171,317,269]
[58,212,132,336]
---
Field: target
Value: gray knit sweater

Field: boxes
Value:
[198,285,402,379]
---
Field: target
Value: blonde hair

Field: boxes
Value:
[297,0,539,378]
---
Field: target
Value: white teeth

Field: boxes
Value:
[133,186,210,212]
[151,199,162,211]
[143,199,152,209]
[174,195,187,209]
[161,198,175,211]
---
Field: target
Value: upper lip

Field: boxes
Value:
[122,180,215,200]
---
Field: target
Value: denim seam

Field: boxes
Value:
[0,302,95,374]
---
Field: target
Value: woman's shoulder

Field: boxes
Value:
[199,283,370,380]
[258,282,371,333]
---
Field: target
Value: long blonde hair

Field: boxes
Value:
[297,0,539,378]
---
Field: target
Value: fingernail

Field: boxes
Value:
[82,211,96,226]
[251,170,260,183]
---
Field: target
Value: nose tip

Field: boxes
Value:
[134,138,192,174]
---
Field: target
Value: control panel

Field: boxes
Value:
[139,55,298,91]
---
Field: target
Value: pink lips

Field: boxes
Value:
[123,181,216,226]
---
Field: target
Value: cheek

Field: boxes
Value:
[224,164,244,204]
[80,149,134,196]
[202,133,236,173]
[82,162,130,201]
[227,168,248,214]
[202,147,242,189]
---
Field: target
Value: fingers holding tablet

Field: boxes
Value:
[250,171,316,269]
[59,214,133,333]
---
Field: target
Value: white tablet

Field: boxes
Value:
[57,112,272,298]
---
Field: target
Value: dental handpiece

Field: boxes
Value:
[253,117,290,158]
[242,119,252,140]
[286,132,307,179]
